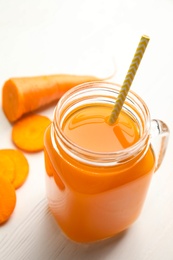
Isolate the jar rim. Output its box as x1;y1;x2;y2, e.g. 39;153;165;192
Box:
53;81;151;166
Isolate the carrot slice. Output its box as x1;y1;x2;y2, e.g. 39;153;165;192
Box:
0;149;29;189
0;154;15;183
0;176;16;224
12;114;51;152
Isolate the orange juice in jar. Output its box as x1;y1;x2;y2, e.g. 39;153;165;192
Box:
44;82;169;243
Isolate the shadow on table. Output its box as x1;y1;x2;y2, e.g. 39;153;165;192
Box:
63;230;128;260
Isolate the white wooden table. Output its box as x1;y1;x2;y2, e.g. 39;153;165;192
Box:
0;0;173;259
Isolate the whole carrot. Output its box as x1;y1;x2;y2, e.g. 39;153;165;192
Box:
2;74;105;122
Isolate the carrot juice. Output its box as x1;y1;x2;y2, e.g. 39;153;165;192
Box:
44;82;168;243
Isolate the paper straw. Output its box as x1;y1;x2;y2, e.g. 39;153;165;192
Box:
109;35;150;124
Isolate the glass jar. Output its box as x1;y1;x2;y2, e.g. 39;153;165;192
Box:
44;82;169;243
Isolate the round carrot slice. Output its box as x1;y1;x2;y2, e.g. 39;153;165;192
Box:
0;149;29;189
0;154;15;183
0;176;16;224
12;114;51;152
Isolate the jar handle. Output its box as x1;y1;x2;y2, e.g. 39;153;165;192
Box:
150;119;169;172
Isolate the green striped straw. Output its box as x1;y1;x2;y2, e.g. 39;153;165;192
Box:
109;35;150;124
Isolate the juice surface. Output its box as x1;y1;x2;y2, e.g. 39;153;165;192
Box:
63;104;140;152
44;103;155;242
